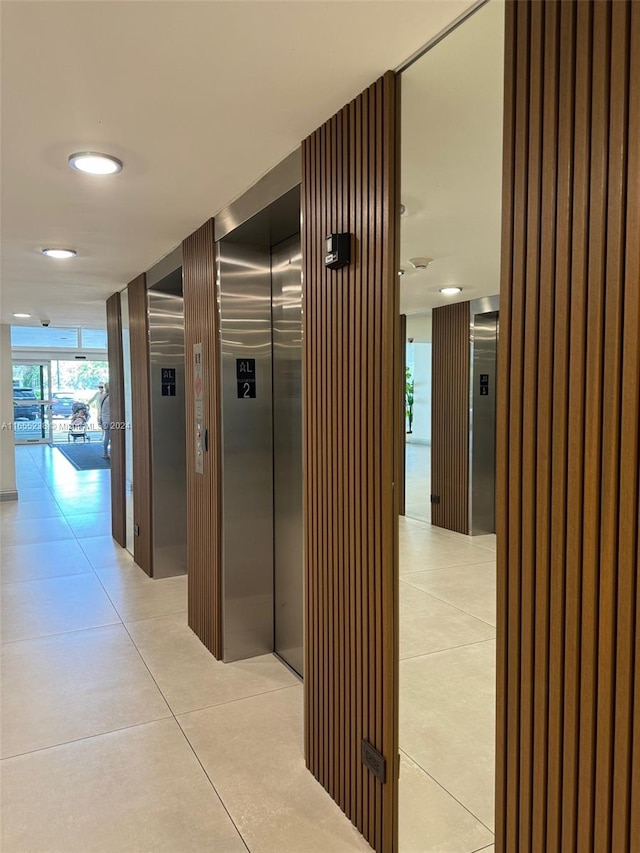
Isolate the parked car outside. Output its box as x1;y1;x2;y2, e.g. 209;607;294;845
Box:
51;392;75;417
13;387;40;420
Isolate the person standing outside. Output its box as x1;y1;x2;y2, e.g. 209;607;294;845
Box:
99;383;111;460
87;383;105;428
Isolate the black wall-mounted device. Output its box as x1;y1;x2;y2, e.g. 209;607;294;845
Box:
325;233;351;270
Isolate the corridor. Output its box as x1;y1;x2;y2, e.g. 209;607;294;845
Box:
0;446;368;853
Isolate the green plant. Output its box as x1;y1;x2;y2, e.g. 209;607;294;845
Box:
405;366;414;434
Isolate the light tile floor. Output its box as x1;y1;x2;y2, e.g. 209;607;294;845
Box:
1;447;367;853
399;514;496;851
1;446;496;852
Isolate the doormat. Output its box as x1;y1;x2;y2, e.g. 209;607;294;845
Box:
55;443;111;471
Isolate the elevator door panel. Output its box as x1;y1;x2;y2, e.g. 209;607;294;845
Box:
272;235;303;676
470;311;498;534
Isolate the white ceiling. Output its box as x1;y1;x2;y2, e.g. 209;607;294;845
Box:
400;0;504;314
1;0;476;330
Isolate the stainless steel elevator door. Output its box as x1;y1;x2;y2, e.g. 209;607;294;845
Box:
470;311;498;534
272;235;304;677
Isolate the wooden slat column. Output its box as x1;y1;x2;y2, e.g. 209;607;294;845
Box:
496;2;640;850
182;220;223;659
302;71;400;853
128;273;153;576
431;301;470;534
106;292;126;547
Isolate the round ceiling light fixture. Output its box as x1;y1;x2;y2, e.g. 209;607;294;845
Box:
13;312;32;318
409;257;433;270
68;151;123;175
439;286;463;295
42;248;77;259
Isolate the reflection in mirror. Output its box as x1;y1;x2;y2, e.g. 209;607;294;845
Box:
398;2;504;851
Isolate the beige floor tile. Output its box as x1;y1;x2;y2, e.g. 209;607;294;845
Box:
11;486;54;503
95;563;187;621
127;611;299;714
470;534;496;552
65;512;112;538
179;686;371;853
0;500;62;521
78;534;137;569
400;581;495;660
0;516;74;547
399;752;493;853
400;535;496;574
1;625;171;757
400;640;496;831
0;539;93;584
53;496;112;517
1;574;120;643
403;562;497;628
0;718;247;853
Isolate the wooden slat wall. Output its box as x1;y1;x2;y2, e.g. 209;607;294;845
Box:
431;301;470;534
128;273;153;577
182;220;223;659
496;2;640;850
106;292;126;547
302;71;400;853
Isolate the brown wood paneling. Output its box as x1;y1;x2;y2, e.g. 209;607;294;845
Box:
182;219;222;659
302;71;400;853
496;2;640;849
431;301;470;534
106;292;126;547
128;273;153;576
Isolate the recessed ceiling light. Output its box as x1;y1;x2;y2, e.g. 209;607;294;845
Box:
42;248;77;259
439;286;463;295
68;151;123;175
13;312;31;318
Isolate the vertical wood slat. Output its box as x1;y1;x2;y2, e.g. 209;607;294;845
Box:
302;71;399;853
128;273;153;576
617;7;640;851
182;220;222;659
430;301;470;535
106;292;126;547
497;2;640;849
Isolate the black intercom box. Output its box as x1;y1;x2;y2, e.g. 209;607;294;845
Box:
325;233;351;270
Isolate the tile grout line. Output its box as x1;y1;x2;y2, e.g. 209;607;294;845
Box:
399;636;497;663
400;578;497;629
116;613;253;853
399;747;495;836
7;456;255;853
0;714;174;762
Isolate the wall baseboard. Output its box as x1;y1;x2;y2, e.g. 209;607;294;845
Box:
0;490;18;502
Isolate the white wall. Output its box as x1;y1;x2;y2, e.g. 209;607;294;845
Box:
407;341;432;445
0;324;17;499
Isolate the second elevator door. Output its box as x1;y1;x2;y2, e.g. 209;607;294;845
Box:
272;235;303;677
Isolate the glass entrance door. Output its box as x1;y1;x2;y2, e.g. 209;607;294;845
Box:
12;362;53;444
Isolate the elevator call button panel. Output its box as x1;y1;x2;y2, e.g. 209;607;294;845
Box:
236;359;256;398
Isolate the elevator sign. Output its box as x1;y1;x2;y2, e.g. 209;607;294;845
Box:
161;368;176;397
236;359;256;398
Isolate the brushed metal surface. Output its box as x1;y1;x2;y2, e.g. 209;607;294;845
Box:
272;235;303;677
145;244;183;289
148;280;187;578
214;150;301;242
469;308;498;534
219;241;274;662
